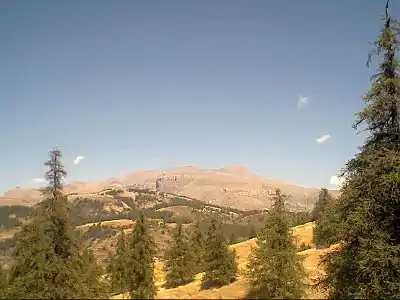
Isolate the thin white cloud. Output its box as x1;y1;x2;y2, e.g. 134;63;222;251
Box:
316;134;331;143
330;175;345;189
73;155;84;165
297;95;309;109
32;178;46;184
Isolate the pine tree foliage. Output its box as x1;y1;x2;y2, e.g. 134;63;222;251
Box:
108;229;129;294
125;212;156;299
164;223;195;288
4;147;103;299
311;188;334;221
245;189;306;299
189;220;206;275
312;189;340;248
81;248;106;297
318;2;400;298
312;201;340;248
201;218;237;289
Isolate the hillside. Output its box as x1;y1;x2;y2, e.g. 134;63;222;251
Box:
110;222;337;299
0;189;312;265
0;183;332;299
0;165;334;294
0;165;339;210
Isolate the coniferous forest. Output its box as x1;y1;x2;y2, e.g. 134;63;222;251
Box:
0;1;399;299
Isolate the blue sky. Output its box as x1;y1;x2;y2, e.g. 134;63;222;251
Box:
1;0;397;194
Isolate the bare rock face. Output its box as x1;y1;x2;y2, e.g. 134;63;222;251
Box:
0;165;340;210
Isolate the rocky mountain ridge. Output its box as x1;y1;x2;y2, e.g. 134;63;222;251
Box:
0;165;339;210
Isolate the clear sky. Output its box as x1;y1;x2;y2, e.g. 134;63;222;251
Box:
1;0;398;194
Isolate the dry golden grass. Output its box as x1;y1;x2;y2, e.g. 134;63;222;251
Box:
111;222;337;299
0;228;18;240
157;206;191;214
76;219;134;230
292;222;315;247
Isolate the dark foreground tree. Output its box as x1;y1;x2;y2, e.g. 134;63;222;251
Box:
246;189;306;299
311;188;334;221
4;147;103;299
201;218;237;289
189;220;206;275
318;2;400;298
164;223;195;288
126;212;156;299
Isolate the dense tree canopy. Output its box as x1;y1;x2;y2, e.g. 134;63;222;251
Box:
318;2;400;298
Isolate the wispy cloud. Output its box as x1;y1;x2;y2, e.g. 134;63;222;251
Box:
32;178;46;184
330;175;345;189
316;134;331;143
73;155;84;165
297;95;309;109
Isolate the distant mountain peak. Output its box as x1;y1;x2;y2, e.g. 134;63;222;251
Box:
218;165;250;174
1;164;341;210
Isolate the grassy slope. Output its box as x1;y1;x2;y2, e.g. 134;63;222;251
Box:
111;222;337;299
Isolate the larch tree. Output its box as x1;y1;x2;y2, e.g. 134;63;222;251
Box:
189;220;206;275
4;147;103;299
312;200;340;249
164;223;195;288
318;1;400;298
201;218;237;289
245;189;306;299
81;248;106;298
312;189;339;248
125;211;156;299
311;188;334;221
108;229;129;294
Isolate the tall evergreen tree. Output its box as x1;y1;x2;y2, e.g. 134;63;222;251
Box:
311;188;334;221
81;248;106;297
319;1;400;298
164;223;195;288
245;189;306;299
201;218;237;289
4;147;103;299
313;198;340;248
108;229;129;293
312;188;339;248
189;220;206;275
125;211;156;299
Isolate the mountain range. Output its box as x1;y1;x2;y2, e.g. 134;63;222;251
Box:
0;165;339;210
